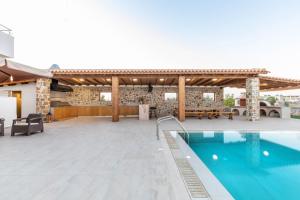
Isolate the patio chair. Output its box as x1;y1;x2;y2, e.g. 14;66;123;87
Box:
11;113;44;136
0;118;4;136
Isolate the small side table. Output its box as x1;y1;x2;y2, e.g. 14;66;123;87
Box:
46;113;53;123
149;107;158;119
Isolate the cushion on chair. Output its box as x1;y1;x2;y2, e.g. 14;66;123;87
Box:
15;122;40;126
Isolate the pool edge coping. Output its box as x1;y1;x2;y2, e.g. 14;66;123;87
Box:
163;130;234;200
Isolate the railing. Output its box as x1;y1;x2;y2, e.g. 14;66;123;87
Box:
156;115;190;143
0;24;12;35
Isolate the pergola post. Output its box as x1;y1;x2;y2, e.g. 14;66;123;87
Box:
112;76;119;122
246;77;260;121
178;76;185;121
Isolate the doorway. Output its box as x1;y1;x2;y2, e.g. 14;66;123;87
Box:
12;91;22;118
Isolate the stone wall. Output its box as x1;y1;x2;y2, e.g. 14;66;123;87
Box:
246;77;260;121
51;86;224;116
36;78;51;118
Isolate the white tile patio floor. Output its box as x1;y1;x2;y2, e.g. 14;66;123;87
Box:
0;116;299;200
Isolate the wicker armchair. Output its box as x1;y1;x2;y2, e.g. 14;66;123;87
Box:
0;118;4;136
11;114;44;136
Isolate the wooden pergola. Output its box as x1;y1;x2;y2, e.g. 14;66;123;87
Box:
51;68;300;122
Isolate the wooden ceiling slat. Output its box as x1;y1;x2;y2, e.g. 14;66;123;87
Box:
61;79;76;85
218;78;238;86
84;79;97;85
189;77;200;85
70;78;83;85
91;78;104;85
192;78;210;86
118;78;124;85
169;78;176;86
89;78;101;85
201;79;214;86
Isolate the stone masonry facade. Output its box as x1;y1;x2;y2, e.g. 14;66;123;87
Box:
246;77;260;121
51;86;224;116
36;78;51;119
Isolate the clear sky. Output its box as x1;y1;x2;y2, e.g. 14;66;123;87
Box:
1;0;300;95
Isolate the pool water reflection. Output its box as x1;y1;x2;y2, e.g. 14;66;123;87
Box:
182;131;300;200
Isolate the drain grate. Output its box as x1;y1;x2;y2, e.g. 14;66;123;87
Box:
164;132;210;199
175;158;209;199
164;132;179;149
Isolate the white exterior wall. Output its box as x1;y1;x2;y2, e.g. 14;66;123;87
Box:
0;83;36;117
0;97;16;127
0;31;14;58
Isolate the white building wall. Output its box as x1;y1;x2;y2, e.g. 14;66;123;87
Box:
0;83;36;117
0;31;14;58
0;97;16;127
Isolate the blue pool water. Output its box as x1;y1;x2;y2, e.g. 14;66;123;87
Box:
183;131;300;200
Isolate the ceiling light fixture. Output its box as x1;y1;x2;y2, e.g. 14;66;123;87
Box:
159;78;164;81
186;78;191;81
106;78;111;81
10;75;13;82
212;78;218;81
79;78;84;82
133;78;138;82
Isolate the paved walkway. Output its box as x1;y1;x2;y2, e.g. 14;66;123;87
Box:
0;116;299;200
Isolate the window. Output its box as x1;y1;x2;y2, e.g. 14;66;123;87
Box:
100;92;112;102
165;93;177;101
203;93;215;102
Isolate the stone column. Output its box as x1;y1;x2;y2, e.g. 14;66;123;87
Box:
246;77;260;121
112;76;119;122
178;76;185;121
36;78;51;119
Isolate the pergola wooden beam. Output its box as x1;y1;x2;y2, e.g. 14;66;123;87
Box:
178;76;185;122
92;78;105;85
0;79;36;86
112;76;119;122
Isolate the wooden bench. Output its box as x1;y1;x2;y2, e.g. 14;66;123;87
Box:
207;111;234;120
185;111;205;119
220;111;234;120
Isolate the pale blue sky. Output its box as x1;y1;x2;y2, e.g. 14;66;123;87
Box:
1;0;300;94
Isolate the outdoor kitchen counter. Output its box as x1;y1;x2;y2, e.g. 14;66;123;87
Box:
51;105;139;121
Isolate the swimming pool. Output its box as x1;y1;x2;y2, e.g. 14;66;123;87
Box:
181;131;300;200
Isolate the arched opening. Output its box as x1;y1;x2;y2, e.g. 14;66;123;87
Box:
260;109;267;117
260;102;268;107
269;110;280;118
232;109;240;116
243;110;247;116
